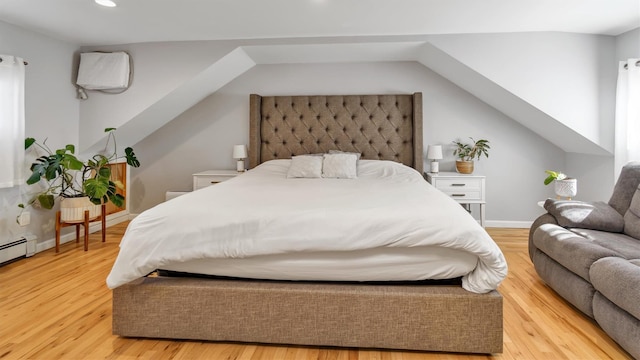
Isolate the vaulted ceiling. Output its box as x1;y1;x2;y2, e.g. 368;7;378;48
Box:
1;0;638;156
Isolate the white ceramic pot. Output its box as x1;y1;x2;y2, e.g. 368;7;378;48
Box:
60;197;101;223
554;178;577;199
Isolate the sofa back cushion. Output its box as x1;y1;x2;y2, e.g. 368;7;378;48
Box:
544;199;624;233
609;162;640;215
624;184;640;239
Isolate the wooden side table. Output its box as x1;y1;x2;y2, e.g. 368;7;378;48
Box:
55;204;106;253
426;172;486;227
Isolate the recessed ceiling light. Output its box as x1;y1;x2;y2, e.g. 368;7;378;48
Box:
95;0;116;7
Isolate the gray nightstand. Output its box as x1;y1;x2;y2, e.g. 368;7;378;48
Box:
426;172;486;227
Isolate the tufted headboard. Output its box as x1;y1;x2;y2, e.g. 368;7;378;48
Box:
249;93;423;173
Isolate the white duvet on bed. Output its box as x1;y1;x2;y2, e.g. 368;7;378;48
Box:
156;245;478;282
106;160;507;293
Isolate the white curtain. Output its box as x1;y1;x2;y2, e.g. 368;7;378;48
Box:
614;58;640;177
0;55;26;188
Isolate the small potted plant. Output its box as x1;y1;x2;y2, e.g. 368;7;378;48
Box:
544;170;577;199
452;137;490;174
20;128;140;223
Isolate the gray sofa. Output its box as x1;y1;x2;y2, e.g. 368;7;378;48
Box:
529;162;640;359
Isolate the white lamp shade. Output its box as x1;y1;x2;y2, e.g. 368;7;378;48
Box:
233;145;247;159
427;145;443;160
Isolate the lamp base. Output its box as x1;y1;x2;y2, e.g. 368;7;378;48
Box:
236;159;245;172
430;161;439;174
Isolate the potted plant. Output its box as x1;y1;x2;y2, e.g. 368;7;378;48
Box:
19;128;140;223
452;137;490;174
544;170;577;199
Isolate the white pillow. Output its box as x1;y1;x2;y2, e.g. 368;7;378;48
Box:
322;153;358;179
328;149;362;160
286;155;323;178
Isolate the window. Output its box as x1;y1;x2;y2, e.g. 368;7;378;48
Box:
0;55;26;188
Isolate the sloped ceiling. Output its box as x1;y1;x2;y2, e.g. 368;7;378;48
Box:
2;1;636;155
111;48;257;151
416;42;612;155
82;40;614;156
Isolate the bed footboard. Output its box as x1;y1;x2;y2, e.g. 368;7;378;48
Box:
113;277;503;354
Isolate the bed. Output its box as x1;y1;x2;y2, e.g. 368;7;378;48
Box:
110;93;507;354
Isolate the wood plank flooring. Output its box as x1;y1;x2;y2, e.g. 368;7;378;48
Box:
0;224;632;359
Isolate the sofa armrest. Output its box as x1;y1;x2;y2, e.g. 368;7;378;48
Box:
529;213;558;261
543;199;625;233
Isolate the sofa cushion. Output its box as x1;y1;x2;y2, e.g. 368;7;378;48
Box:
609;162;640;216
623;185;640;239
569;229;640;259
590;257;640;320
544;199;624;233
533;224;618;281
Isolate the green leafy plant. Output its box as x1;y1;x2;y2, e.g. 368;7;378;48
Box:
452;137;490;161
19;128;140;211
543;170;567;185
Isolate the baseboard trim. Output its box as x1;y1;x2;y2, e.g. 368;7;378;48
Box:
485;220;533;229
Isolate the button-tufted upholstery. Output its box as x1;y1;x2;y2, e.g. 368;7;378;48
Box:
249;94;423;173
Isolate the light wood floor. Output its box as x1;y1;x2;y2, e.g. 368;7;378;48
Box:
0;224;632;360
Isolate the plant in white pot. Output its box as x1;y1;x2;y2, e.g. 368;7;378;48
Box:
452;137;490;174
19;128;140;223
544;170;577;199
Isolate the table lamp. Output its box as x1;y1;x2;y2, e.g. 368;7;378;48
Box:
427;145;443;174
233;145;248;172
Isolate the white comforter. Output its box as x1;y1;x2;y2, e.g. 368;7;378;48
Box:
106;160;507;293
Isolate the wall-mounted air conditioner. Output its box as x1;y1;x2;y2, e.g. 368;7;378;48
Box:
76;51;132;98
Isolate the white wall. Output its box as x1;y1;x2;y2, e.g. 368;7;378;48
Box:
80;33;619;156
0;20;80;246
559;28;639;203
429;32;617;152
78;41;239;151
131;62;564;224
616;28;640;60
564;153;615;202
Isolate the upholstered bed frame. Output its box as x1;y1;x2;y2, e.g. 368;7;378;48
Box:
112;93;503;354
248;93;423;173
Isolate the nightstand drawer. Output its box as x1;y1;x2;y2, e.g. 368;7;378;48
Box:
194;175;234;189
442;190;482;201
433;178;483;191
425;171;486;227
193;170;239;190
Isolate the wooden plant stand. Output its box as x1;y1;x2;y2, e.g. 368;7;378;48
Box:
55;204;106;253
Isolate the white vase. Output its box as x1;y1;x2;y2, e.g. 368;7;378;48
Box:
60;197;101;223
554;178;577;199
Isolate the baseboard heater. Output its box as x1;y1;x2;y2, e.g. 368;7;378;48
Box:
0;235;37;266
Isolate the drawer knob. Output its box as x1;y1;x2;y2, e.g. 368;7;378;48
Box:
452;194;466;197
452;183;466;187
